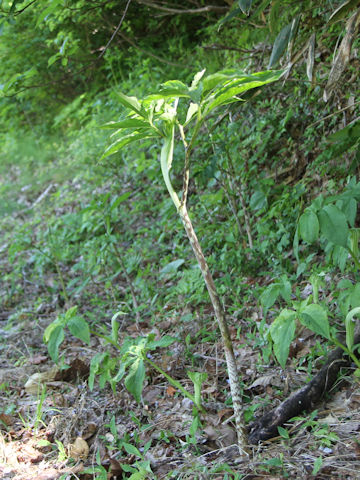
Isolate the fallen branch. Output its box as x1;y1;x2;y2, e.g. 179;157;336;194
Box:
248;331;360;444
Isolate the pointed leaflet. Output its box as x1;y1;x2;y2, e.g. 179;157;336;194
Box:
101;131;156;159
299;304;331;340
268;22;292;68
318;204;349;248
204;70;283;113
68;316;90;345
147;80;191;101
299;209;320;243
202;69;248;96
191;69;206;89
270;309;296;368
116;92;145;117
102;118;150;129
185;103;199;125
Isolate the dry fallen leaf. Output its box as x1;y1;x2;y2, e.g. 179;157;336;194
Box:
166;385;177;397
24;366;59;394
68;437;89;460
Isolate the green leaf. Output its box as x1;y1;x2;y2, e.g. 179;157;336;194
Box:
260;283;281;310
160;126;180;209
277;426;289;439
205;70;283;113
123;442;142;458
159;80;191;98
218;7;243;28
101;131;156;159
64;305;78;320
89;352;108;390
124;358;145;403
318;204;349;248
116;92;145;117
238;0;256;15
293;226;300;263
350;283;360;308
102;119;150;130
270;309;296;368
299;209;320;243
110;192;131;210
268;22;292;68
36;0;62;26
67;316;90;345
160;259;185;274
185;103;199;125
279;275;292;303
345;307;360;351
190;69;206;89
128;470;148;480
299;304;331;340
250;190;267;211
343;198;357;226
46;325;65;363
9;0;22;14
147;335;177;350
312;456;323;476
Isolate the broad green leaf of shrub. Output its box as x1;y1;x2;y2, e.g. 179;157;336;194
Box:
67;316;90;345
124;358;146;403
270;309;296;368
46;325;65;363
146;335;177;349
318;204;349;248
250;190;268;211
160;259;185;274
299;304;330;340
123;442;142;458
260;283;281;310
299;209;319;243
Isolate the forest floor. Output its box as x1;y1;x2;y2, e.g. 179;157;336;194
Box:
1;168;360;480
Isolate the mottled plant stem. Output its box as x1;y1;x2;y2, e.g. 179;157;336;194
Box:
178;206;248;454
171;121;249;455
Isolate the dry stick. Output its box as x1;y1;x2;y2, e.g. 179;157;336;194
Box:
248;329;360;444
178;129;248;455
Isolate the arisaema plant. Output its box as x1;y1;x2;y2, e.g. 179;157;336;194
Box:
102;68;283;454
